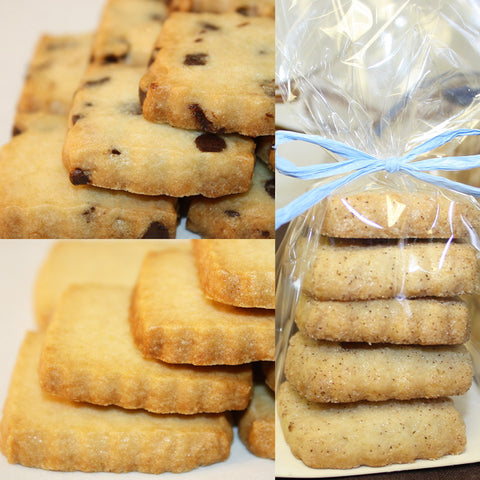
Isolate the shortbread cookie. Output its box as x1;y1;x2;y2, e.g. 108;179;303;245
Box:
303;241;479;301
40;285;252;414
130;248;274;365
238;383;274;459
16;33;93;116
321;191;480;239
169;0;275;17
187;161;274;238
0;332;233;473
255;135;274;170
278;381;466;469
140;12;274;137
34;240;189;329
262;362;274;391
63;63;255;197
296;294;470;345
90;0;167;66
192;239;274;308
284;332;472;403
0;113;177;238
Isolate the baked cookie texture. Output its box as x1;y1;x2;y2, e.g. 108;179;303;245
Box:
284;332;472;403
0;332;233;473
169;0;275;17
238;383;274;459
278;381;466;469
140;12;274;137
0;113;177;239
39;285;253;414
187;160;274;238
192;238;274;308
295;295;471;345
34;240;189;329
16;33;93;116
321;191;480;239
130;248;275;365
90;0;167;66
63;63;255;197
303;241;480;301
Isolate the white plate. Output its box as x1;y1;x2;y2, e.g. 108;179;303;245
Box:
275;380;480;478
0;240;273;479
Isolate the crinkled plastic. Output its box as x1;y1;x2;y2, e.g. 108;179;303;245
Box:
276;0;480;471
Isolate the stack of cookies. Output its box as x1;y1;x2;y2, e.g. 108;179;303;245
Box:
278;189;479;469
0;0;275;238
0;239;275;473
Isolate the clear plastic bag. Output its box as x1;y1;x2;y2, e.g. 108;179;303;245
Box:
276;0;480;472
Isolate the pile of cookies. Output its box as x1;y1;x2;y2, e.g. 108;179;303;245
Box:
0;0;274;239
0;239;275;473
278;189;479;469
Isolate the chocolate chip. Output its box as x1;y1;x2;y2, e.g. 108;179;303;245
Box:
200;22;219;31
84;102;93;107
264;179;275;198
82;206;95;223
71;114;84;126
12;125;23;136
111;149;121;155
224;210;240;217
139;87;147;106
236;6;250;16
70;168;91;185
84;77;111;87
184;53;208;66
102;53;127;64
195;133;226;152
141;222;169;238
261;80;275;97
121;102;142;115
261;230;270;238
189;104;224;133
195;38;203;43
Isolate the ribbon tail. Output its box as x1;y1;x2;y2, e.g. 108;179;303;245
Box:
408;171;480;198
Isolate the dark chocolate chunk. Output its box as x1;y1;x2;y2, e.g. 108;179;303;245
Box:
139;86;147;106
84;102;93;107
264;179;275;198
71;114;84;126
261;230;270;238
111;149;121;155
70;168;91;185
82;206;96;223
200;22;219;31
121;102;142;115
236;6;250;16
84;77;111;87
141;221;169;239
195;38;203;43
195;133;227;152
189;104;224;133
184;53;208;66
224;210;240;217
12;125;23;136
102;53;127;64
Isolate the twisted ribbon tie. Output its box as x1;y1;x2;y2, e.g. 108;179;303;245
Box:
275;128;480;230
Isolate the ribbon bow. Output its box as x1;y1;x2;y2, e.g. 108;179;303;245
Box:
275;129;480;229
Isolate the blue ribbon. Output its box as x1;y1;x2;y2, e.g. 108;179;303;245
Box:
275;129;480;229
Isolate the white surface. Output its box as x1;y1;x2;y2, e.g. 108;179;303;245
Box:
0;241;273;479
276;381;480;478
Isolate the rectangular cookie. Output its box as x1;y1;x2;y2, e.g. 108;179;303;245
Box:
0;113;177;238
39;284;252;414
63;63;255;197
303;240;480;301
16;33;93;116
169;0;275;17
284;332;472;403
187;160;274;238
90;0;167;67
278;381;466;469
192;238;274;308
130;247;275;365
321;191;480;239
140;12;274;137
0;332;233;473
238;383;274;459
34;240;189;329
295;294;471;345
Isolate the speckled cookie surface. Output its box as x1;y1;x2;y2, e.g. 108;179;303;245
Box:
284;332;472;403
187;160;274;238
278;381;466;469
0;332;233;473
0;113;177;238
295;295;470;345
130;247;275;365
321;191;480;239
169;0;275;17
16;33;93;116
192;239;274;308
140;12;274;136
303;241;480;301
90;0;167;66
63;63;254;197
